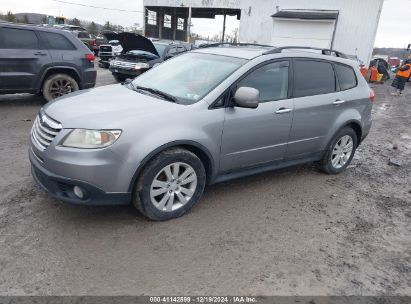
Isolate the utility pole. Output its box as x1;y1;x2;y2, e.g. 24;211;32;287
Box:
187;6;192;43
221;13;226;42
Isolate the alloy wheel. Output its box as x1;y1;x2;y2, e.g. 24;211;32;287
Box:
150;162;198;212
331;135;354;169
49;78;74;99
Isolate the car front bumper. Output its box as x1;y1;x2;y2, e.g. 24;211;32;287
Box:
109;66;147;78
29;146;131;206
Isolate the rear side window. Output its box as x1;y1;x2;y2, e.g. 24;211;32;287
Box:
38;32;76;50
2;28;38;49
293;60;336;97
77;31;90;38
335;63;357;90
238;61;289;102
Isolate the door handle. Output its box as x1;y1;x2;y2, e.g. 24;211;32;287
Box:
34;51;47;56
333;99;345;105
275;108;292;114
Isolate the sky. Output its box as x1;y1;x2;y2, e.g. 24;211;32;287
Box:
0;0;410;48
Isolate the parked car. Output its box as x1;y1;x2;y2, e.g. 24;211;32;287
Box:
54;25;96;52
0;22;96;101
108;33;189;82
29;45;373;220
98;40;123;68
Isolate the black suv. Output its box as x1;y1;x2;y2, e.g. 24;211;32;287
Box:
108;33;190;82
0;22;96;101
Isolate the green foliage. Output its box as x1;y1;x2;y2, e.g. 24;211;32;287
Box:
103;21;112;31
87;21;98;35
21;14;29;24
70;17;81;26
4;11;16;22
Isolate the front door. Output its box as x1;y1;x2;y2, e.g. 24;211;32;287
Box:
220;61;293;172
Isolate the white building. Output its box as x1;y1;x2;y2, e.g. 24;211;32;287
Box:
143;0;384;65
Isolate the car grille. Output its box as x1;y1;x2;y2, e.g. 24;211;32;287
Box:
100;45;112;52
110;60;137;69
31;113;62;151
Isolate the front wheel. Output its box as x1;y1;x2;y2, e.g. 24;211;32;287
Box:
319;127;358;174
112;73;127;83
133;148;206;221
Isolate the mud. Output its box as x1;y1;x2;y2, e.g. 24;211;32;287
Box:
0;69;409;295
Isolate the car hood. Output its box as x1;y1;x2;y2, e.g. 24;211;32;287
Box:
43;84;181;129
103;32;159;56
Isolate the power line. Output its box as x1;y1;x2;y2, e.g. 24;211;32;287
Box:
51;0;145;13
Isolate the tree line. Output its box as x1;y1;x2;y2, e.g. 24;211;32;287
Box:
0;11;139;35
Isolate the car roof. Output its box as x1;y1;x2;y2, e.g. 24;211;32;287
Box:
193;46;359;67
193;46;268;60
0;22;72;34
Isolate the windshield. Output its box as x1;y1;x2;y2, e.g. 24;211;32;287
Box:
131;52;246;105
153;43;167;56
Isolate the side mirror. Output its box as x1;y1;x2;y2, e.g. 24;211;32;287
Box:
233;87;260;109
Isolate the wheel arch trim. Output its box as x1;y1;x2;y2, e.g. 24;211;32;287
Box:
38;66;82;92
127;140;215;193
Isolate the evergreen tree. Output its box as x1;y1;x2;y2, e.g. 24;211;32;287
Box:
87;21;98;35
4;11;16;22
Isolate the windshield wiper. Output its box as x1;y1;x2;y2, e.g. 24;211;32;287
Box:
133;85;178;103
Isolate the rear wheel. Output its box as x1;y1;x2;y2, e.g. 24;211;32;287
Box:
42;73;79;102
133;148;206;221
320;127;357;174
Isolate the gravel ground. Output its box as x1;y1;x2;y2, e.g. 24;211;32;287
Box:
0;66;410;296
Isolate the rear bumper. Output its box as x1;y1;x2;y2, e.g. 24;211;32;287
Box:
29;147;131;206
82;68;97;89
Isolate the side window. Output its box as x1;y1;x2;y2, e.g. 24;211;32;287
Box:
293;60;336;97
335;63;357;90
77;31;90;38
2;28;38;49
177;46;186;53
238;61;289;102
38;32;76;50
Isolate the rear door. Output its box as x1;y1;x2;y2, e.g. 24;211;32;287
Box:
0;27;51;93
286;59;346;158
37;31;78;64
220;60;293;172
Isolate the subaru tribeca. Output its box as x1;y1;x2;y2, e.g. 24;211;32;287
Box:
29;46;373;220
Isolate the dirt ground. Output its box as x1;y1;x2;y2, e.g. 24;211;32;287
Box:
0;66;410;296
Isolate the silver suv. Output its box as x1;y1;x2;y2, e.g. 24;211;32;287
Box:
29;45;373;220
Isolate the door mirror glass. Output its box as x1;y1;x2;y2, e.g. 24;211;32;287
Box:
233;87;259;109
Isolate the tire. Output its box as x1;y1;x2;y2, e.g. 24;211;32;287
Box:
133;148;206;221
42;73;79;102
319;127;358;174
113;74;127;83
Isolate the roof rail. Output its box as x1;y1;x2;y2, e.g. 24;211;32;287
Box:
199;42;273;49
263;46;347;58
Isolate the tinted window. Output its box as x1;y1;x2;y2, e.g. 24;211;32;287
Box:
2;28;38;49
38;32;75;50
238;61;289;102
335;63;357;90
294;60;336;97
77;31;90;38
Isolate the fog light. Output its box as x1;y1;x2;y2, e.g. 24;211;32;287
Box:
73;186;85;199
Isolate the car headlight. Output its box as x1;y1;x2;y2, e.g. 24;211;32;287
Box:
134;62;150;70
114;52;121;55
62;129;122;149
